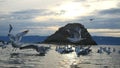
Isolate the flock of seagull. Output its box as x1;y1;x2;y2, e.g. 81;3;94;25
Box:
97;47;118;55
55;45;120;57
55;45;92;57
0;24;120;57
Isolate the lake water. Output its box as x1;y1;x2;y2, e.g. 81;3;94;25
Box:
0;44;120;68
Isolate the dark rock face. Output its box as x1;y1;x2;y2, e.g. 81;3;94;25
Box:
43;23;97;45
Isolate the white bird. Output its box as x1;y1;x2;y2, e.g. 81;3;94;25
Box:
106;47;111;55
8;24;29;51
97;47;103;54
67;28;86;43
75;45;92;57
102;47;107;52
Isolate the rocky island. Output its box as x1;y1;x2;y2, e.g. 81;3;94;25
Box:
43;23;97;45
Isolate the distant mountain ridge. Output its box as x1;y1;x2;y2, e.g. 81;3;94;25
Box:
0;36;120;45
0;36;47;43
92;36;120;45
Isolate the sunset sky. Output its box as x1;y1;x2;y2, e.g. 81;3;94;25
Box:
0;0;120;37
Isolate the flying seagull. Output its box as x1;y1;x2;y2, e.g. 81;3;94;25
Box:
8;24;29;51
20;45;51;55
89;19;94;21
67;28;86;43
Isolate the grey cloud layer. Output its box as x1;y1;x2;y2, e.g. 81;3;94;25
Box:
0;9;65;21
99;8;120;15
0;7;120;36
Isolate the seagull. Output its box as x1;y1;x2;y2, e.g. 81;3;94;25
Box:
20;45;50;55
106;47;111;55
8;24;29;51
89;19;94;21
55;45;65;54
102;47;107;52
57;45;74;54
97;47;103;54
67;28;86;43
75;46;92;57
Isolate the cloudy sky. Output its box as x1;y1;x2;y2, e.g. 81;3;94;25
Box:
0;0;120;37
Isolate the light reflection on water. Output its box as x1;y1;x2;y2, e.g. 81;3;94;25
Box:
0;44;120;68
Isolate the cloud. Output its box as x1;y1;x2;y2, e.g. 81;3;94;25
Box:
99;8;120;15
12;9;44;14
11;9;64;16
0;0;5;2
0;0;120;37
88;29;120;33
0;9;66;24
73;0;87;2
88;29;120;37
19;26;59;36
117;2;120;7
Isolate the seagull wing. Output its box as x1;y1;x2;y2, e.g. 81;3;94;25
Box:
67;29;82;43
15;30;29;42
78;29;82;38
8;34;15;42
9;24;13;33
20;45;38;50
8;24;16;42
